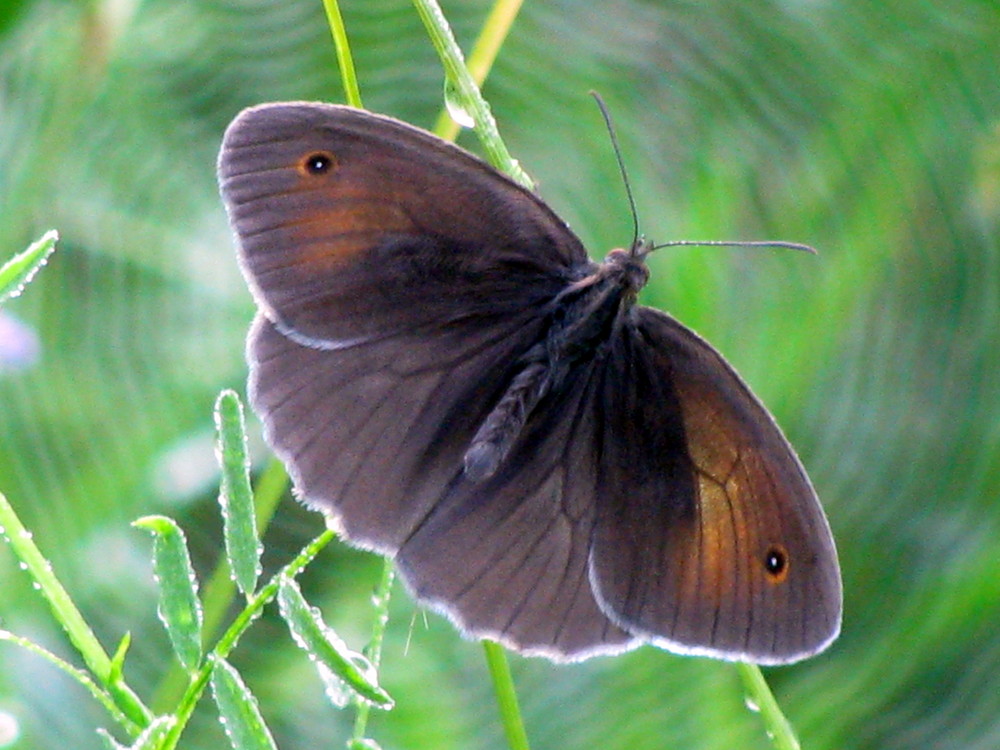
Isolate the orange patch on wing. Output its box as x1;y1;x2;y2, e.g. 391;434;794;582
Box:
288;202;416;270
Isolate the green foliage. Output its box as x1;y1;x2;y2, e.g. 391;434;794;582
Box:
209;656;278;750
1;1;999;749
98;716;175;750
0;230;57;304
2;385;383;748
213;389;262;598
276;576;393;709
132;516;204;673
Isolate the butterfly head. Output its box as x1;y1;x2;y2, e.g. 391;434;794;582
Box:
604;238;652;300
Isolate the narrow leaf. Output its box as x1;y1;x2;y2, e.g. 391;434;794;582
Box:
320;0;362;108
0;229;57;304
97;729;126;750
0;491;152;729
133;516;203;672
0;628;136;734
108;631;131;685
210;656;278;750
97;716;175;750
277;576;393;708
214;389;262;596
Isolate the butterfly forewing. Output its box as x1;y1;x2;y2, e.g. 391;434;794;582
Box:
219;102;588;349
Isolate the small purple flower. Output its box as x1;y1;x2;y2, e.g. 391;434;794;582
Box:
0;311;40;373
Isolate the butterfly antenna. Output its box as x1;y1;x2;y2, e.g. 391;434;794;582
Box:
650;239;818;254
591;91;641;250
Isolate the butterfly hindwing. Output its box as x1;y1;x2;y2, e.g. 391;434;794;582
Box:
250;311;636;660
589;306;841;664
249;310;544;551
395;355;637;661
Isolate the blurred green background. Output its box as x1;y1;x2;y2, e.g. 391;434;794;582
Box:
1;0;998;748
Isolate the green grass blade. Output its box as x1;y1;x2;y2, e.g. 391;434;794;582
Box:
432;0;524;142
320;0;363;108
277;576;393;708
736;662;801;750
483;640;530;750
214;390;262;598
0;491;152;727
210;656;278;750
0;229;57;304
412;0;531;187
133;516;204;673
0;628;139;735
98;716;176;750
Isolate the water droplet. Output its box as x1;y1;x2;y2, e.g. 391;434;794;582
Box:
18;529;32;540
350;653;377;682
744;697;760;713
444;79;475;129
318;664;351;708
17;562;27;571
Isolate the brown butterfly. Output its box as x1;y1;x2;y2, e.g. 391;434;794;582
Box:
218;102;841;664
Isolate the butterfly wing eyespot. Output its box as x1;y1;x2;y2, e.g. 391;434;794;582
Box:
763;544;790;583
300;150;336;176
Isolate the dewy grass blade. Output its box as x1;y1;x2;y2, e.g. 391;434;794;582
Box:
0;491;152;727
0;229;57;304
97;716;176;750
133;516;204;673
277;576;393;708
412;0;532;188
350;559;395;744
414;5;534;748
736;662;801;750
152;457;289;713
159;529;336;750
0;628;138;735
210;656;278;750
432;0;525;142
214;390;262;597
